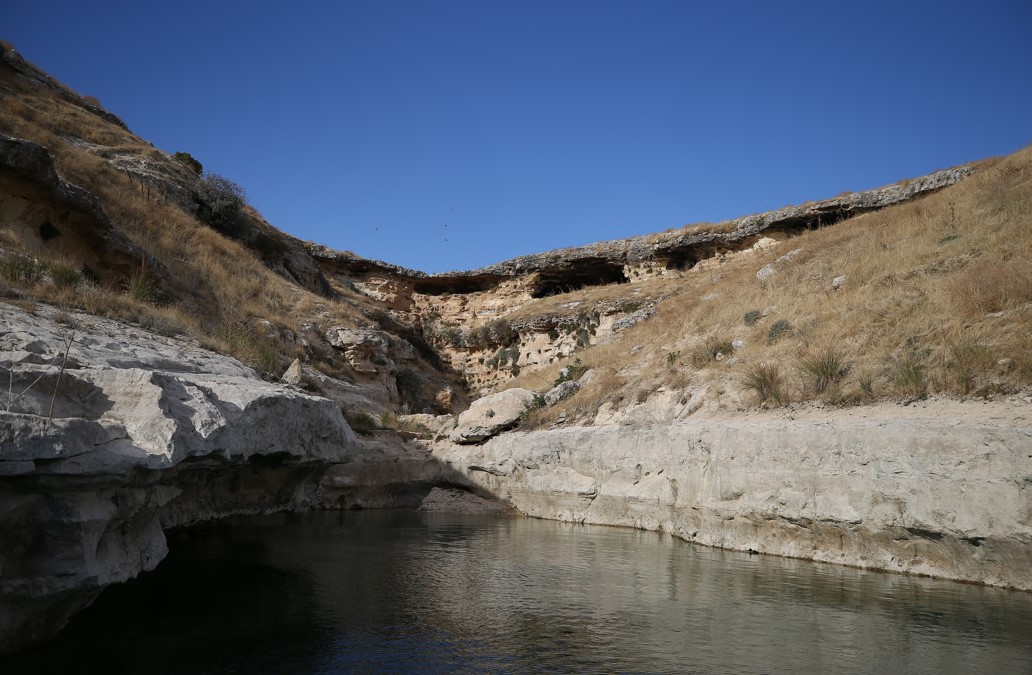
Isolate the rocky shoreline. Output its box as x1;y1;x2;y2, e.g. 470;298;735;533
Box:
431;402;1032;590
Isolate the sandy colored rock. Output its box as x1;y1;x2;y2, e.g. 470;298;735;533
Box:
450;388;537;444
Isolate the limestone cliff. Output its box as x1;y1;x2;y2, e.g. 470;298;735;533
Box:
307;164;973;390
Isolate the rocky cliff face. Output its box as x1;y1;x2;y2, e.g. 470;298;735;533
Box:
307;164;973;391
0;303;455;655
0;134;149;287
432;402;1032;590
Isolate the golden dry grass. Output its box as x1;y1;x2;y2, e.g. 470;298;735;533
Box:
505;145;1032;423
0;55;370;375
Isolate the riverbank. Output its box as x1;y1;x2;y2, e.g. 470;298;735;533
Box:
431;398;1032;589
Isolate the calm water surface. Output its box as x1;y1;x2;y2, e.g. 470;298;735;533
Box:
7;510;1032;674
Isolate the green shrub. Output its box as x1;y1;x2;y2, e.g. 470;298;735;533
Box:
518;394;546;424
213;322;279;376
379;410;397;429
944;338;994;394
0;254;45;284
46;259;82;288
344;409;377;436
173;151;203;176
492;346;520;369
195;173;247;236
766;319;792;345
554;358;589;385
124;271;158;303
893;353;927;399
743;310;761;325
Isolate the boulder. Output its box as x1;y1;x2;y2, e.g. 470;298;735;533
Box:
450;388;537;444
544;380;579;406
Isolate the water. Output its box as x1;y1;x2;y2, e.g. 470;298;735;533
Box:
7;510;1032;674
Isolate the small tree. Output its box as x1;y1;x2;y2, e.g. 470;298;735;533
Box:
195;173;247;235
173;151;203;176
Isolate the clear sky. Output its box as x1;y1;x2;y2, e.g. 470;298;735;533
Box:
7;1;1032;273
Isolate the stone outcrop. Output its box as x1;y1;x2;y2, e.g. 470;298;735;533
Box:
0;302;459;656
0;134;153;287
309;165;971;288
306;165;974;390
0;302;354;653
1;46;128;130
433;404;1032;590
449;388;537;444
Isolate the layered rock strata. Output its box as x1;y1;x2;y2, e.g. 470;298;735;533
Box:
433;410;1032;590
308;164;974;389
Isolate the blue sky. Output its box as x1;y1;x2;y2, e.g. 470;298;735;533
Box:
7;1;1032;273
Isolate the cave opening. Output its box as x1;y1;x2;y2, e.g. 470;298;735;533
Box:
413;275;500;296
531;260;629;298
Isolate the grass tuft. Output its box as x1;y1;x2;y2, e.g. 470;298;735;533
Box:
796;347;849;394
741;363;787;404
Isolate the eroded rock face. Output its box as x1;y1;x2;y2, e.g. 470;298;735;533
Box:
307;165;975;393
450;388;537;444
434;411;1032;590
324;326;419;406
0;134;152;287
0;303;359;655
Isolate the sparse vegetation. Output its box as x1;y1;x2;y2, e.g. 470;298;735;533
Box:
173;151;203;176
1;44;1030;429
742;363;786;405
195;173;248;236
344;409;377;435
892;350;928;400
943;338;995;395
691;336;735;365
796;347;849;394
766;320;792;345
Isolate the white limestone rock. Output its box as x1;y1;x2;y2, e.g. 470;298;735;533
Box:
450;388;537;444
434;402;1032;590
0;302;360;655
544;380;579;406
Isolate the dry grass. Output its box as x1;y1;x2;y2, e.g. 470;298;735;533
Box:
3;48;1031;414
503;144;1032;421
0;55;371;376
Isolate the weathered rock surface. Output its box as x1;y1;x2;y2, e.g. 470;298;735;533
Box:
0;134;153;287
434;406;1032;590
309;165;972;284
0;303;461;656
324;326;418;405
450;388;537;444
544;380;579;406
307;165;973;390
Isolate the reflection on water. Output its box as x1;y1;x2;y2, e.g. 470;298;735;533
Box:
7;510;1032;674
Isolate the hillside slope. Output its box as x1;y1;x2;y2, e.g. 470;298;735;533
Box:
2;38;1030;422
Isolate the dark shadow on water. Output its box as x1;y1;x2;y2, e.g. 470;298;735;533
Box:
6;509;1032;674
